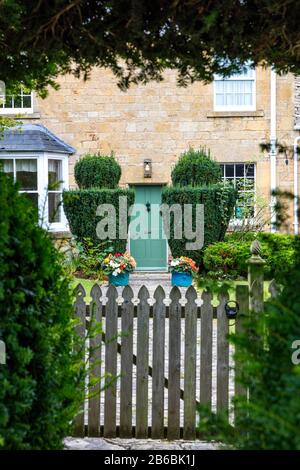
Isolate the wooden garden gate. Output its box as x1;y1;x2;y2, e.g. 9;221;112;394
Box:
72;245;278;440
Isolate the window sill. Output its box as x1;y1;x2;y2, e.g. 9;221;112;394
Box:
0;112;41;119
48;229;71;238
228;218;256;228
207;110;264;118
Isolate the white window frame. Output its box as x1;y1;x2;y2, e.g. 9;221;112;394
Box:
214;68;256;112
220;162;256;225
0;90;34;114
0;152;69;232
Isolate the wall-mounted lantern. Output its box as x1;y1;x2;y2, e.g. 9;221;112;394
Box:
144;159;152;178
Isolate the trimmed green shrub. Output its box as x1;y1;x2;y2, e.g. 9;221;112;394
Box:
203;241;250;279
74;154;121;189
162;183;237;265
0;172;83;449
171;147;222;187
203;233;297;281
63;188;135;251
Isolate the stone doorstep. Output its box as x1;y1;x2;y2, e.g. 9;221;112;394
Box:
130;272;171;281
64;437;219;451
101;272;172;288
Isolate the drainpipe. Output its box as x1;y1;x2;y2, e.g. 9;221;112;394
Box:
270;69;277;232
293;136;300;235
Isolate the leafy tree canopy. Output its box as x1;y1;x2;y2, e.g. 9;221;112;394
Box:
1;0;300;96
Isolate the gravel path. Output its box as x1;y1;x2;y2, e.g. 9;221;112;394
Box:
64;437;219;450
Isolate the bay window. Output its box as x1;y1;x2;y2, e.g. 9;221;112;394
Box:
0;153;69;231
48;159;63;223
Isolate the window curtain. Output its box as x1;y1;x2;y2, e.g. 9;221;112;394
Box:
2;159;13;173
48;159;62;187
16;159;37;172
216;80;253;106
1;158;37;176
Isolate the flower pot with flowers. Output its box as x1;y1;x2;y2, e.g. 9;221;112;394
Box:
169;256;199;287
102;252;136;286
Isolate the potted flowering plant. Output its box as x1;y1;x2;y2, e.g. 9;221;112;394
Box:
169;256;199;287
102;252;136;286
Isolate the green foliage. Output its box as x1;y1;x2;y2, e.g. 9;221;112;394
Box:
0;172;84;449
171;147;221;187
203;241;250;279
224;231;257;243
0;117;19;138
199;238;300;449
203;233;297;281
63;237;113;280
63;188;135;251
74;154;121;189
257;233;297;280
162;183;237;265
1;2;300;94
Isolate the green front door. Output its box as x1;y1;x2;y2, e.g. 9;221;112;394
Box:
129;185;167;270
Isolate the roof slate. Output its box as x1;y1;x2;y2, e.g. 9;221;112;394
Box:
0;124;75;154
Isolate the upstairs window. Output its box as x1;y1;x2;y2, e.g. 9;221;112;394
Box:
214;67;256;111
0;89;33;114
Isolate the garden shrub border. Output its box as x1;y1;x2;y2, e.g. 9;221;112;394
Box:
203;232;297;281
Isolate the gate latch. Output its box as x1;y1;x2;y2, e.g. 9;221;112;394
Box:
224;300;239;320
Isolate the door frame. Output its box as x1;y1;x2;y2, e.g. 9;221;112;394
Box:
127;184;169;272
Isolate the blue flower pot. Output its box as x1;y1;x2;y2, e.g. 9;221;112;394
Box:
171;272;192;287
108;272;129;286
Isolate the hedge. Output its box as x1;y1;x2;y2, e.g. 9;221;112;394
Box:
203;232;297;281
74;154;121;189
63;188;135;251
0;172;83;449
161;183;237;265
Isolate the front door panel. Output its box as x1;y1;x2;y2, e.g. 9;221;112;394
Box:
129;186;167;270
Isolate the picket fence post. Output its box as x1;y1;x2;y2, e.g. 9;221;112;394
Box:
73;283;86;437
248;239;265;314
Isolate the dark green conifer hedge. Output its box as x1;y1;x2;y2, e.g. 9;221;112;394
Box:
63;188;135;251
0;172;83;449
162;183;236;264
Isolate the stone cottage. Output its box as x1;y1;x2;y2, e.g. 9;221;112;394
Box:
0;67;299;269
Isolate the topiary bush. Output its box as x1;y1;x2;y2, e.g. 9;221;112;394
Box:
171;147;222;187
63;188;135;251
203;233;297;281
74;153;121;189
0;171;84;449
162;183;237;265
